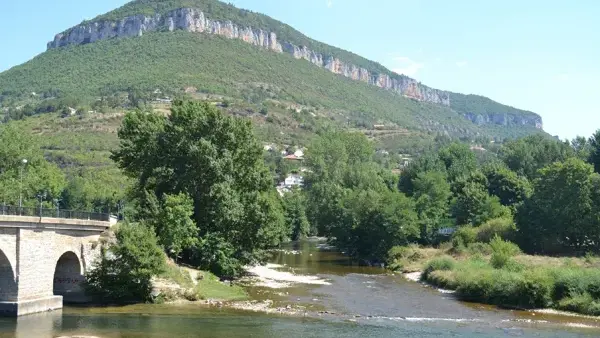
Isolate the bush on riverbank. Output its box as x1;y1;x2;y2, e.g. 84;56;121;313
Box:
85;222;166;303
386;245;438;272
155;262;248;303
422;251;600;315
422;256;455;280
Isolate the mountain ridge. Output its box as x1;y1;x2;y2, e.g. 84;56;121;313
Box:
43;0;542;130
47;7;452;107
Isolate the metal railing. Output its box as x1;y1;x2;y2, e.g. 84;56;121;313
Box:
0;205;110;222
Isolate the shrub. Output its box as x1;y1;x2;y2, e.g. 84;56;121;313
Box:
191;233;242;277
85;222;166;303
386;245;423;271
454;268;496;303
489;235;521;269
453;226;478;246
451;236;467;254
427;270;458;289
553;268;600;301
519;268;554;308
438;241;453;252
467;242;492;255
584;252;597;265
455;267;552;309
476;218;516;243
557;293;600;316
388;245;423;262
422;255;456;280
502;259;525;272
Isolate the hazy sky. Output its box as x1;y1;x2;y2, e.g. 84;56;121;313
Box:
1;0;598;139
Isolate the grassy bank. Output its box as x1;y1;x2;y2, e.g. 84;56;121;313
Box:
155;262;248;303
388;241;600;316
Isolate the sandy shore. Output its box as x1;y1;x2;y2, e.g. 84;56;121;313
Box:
244;263;331;288
402;271;455;294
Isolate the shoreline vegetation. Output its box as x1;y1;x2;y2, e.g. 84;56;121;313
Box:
388;243;600;316
87;105;600;318
152;261;248;304
7;99;600;320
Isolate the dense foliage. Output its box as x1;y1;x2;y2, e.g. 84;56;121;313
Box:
85;222;166;302
302;129;600;268
112;100;287;275
282;188;311;241
303;131;418;262
0;124;66;207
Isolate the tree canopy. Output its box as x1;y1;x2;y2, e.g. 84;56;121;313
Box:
111;100;287;275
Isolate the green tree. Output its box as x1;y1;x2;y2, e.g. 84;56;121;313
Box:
587;130;600;174
482;163;531;208
412;171;452;244
305;131;384;234
305;180;347;236
398;152;446;195
282;188;310;240
341;189;419;261
85;222;166;303
501;134;574;179
154;193;198;259
438;143;478;182
453;181;511;226
517;158;600;254
111;100;286;275
572;135;592;161
0;124;66;206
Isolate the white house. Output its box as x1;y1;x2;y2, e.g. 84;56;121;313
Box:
284;174;304;187
399;157;412;169
438;227;456;236
293;149;304;158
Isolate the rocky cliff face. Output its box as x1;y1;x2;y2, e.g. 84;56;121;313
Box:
47;8;450;106
464;112;543;129
47;7;542;130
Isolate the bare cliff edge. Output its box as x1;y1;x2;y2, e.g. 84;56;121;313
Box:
47;8;447;105
47;7;542;130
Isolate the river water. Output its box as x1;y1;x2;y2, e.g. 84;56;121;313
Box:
1;239;600;337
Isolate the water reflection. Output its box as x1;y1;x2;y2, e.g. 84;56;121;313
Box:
270;239;384;276
0;310;62;338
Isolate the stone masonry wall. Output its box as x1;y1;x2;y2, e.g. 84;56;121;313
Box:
0;228;18;301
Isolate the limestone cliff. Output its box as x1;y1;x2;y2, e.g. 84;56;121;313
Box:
464;112;543;129
47;8;449;106
47;7;542;130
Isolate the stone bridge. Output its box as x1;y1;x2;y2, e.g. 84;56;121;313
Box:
0;213;115;316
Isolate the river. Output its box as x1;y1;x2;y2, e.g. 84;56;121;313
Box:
1;239;599;337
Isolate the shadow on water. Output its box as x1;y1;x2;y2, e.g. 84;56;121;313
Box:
270;239;385;276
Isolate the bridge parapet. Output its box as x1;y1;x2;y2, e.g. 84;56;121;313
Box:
0;205;111;222
0;215;113;232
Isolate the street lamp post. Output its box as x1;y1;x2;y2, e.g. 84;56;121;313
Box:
53;198;61;218
37;191;47;218
19;159;27;215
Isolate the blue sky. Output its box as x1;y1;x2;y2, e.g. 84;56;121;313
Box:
1;0;598;139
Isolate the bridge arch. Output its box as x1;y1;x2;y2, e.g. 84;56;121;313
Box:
0;249;17;302
53;251;84;302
